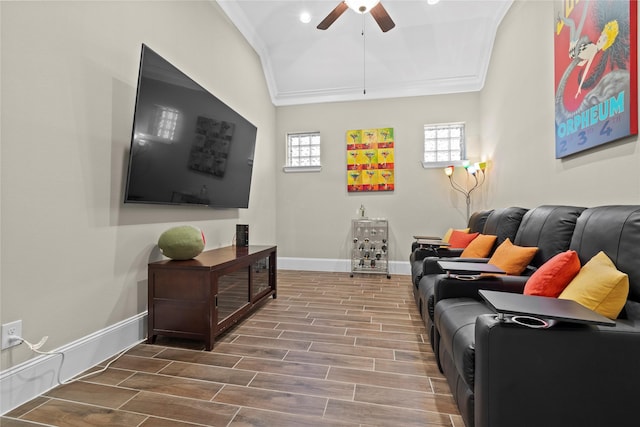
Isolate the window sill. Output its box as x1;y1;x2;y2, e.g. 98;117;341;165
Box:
282;166;322;173
421;160;467;169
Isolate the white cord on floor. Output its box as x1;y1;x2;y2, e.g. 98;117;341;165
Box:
11;335;146;385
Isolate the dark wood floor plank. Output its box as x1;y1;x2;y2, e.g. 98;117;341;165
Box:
118;372;224;400
44;381;138;409
159;361;256;386
208;342;289;360
153;347;241;367
234;357;329;379
354;383;458;414
213;383;328;416
22;400;147;427
120;391;237;426
139;417;203;427
249;372;355;400
274;321;347;336
279;330;355;346
106;354;172;373
328;365;433;393
3;397;49;418
0;418;48;427
309;341;395;359
324;399;452;426
374;357;442;377
231;335;312;351
284;349;374;370
229;407;360;427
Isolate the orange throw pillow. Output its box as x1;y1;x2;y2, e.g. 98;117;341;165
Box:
523;250;581;297
448;231;479;249
461;234;497;258
488;238;538;275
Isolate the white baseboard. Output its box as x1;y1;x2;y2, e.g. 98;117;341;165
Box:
277;257;410;276
0;312;147;415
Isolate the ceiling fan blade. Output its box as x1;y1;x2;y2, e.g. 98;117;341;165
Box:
317;1;348;30
370;3;395;32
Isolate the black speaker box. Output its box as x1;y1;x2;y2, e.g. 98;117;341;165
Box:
236;224;249;247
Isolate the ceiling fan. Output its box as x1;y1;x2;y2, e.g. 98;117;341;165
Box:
317;1;396;33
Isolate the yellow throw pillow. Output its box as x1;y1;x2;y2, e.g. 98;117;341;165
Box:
443;228;469;243
461;234;497;258
559;251;629;319
487;238;538;275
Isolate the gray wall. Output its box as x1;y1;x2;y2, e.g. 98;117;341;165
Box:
1;1;277;369
276;94;483;264
482;1;640;206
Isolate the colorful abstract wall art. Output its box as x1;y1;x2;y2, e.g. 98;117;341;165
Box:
554;0;637;158
346;128;395;192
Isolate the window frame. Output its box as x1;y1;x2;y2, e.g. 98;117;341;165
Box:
283;131;322;173
421;122;467;169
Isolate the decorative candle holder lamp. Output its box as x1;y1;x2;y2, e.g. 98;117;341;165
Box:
444;161;487;220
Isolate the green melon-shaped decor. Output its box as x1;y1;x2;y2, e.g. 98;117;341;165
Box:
158;225;205;260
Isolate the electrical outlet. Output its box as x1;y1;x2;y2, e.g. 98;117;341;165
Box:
1;320;23;350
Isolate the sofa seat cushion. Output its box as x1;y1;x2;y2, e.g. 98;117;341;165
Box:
434;298;495;389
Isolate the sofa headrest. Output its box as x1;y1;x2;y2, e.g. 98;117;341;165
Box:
468;210;494;233
570;205;640;304
482;207;528;246
514;205;586;267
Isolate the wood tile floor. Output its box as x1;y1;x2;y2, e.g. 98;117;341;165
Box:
2;271;463;427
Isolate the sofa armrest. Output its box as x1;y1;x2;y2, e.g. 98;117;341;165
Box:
411;247;438;263
434;274;528;302
422;256;490;275
474;314;640;427
413;247;464;263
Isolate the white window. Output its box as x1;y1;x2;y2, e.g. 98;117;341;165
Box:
284;131;322;172
422;122;466;168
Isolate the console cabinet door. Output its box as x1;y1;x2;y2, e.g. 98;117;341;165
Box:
215;266;250;323
251;256;271;300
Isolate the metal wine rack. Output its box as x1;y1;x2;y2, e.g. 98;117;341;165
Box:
351;218;390;279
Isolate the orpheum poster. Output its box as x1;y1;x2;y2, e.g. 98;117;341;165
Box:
554;0;637;158
347;128;394;192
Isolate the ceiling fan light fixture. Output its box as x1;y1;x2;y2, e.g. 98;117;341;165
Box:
345;0;381;14
299;11;312;23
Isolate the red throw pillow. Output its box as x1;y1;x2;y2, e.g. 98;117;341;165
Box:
447;231;479;249
523;250;581;297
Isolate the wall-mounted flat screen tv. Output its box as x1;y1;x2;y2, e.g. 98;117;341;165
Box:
124;44;257;208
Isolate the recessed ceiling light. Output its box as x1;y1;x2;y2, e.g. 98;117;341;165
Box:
427;0;440;5
300;11;312;24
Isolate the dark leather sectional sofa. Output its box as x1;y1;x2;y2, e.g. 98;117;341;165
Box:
412;207;528;348
410;205;640;427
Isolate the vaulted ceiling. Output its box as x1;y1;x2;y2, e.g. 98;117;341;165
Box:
217;0;513;106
